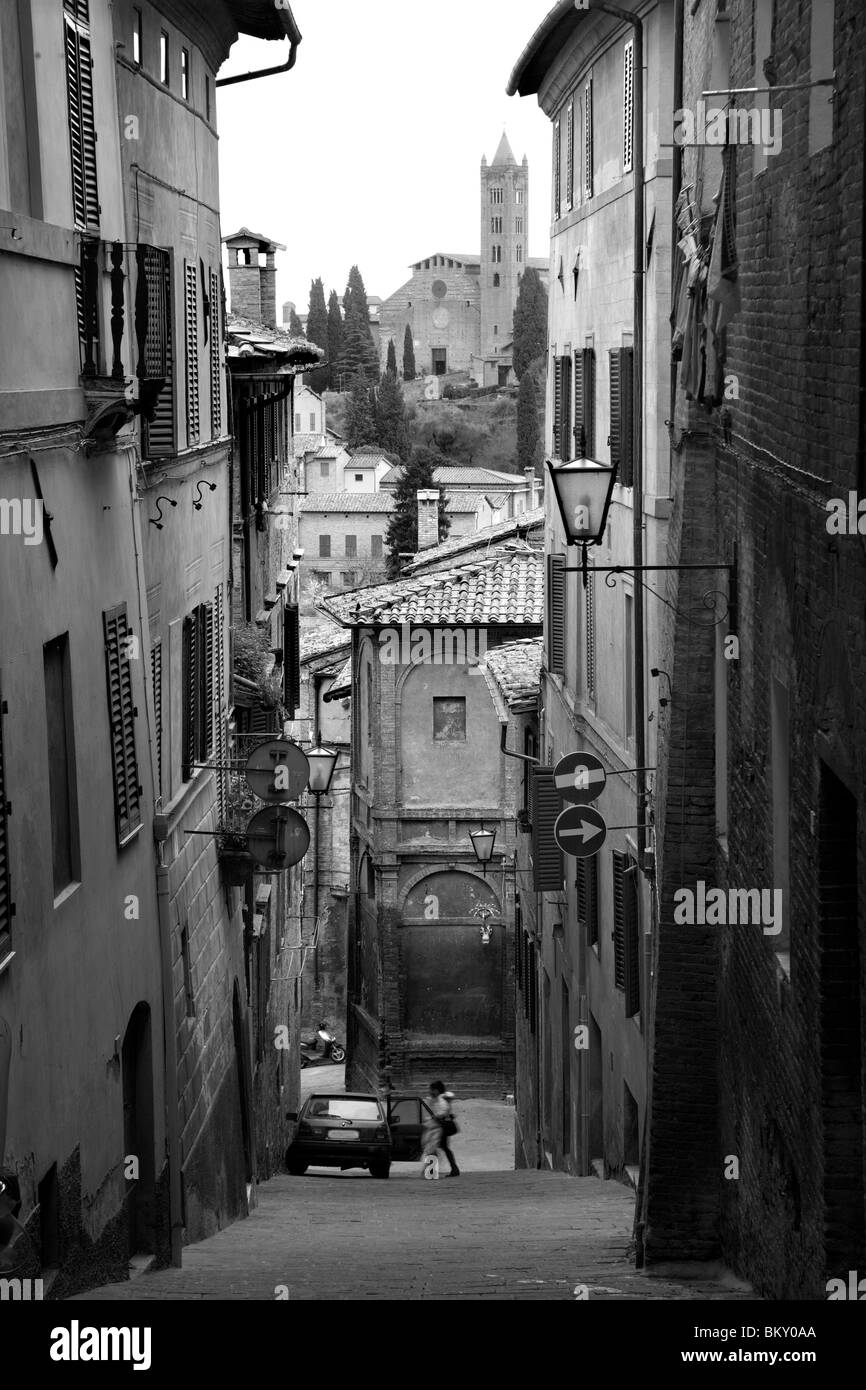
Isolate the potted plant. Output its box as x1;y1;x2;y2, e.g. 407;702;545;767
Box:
217;778;256;885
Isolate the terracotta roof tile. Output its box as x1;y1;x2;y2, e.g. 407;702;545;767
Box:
319;553;543;628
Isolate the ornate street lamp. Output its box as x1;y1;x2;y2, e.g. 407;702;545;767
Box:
306;740;338;795
469;823;497;876
547;456;617;586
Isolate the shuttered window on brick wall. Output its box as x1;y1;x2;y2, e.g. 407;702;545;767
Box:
553;118;561;217
103;605;142;846
181;601;214;781
184;262;200;445
283;603;301;716
181;612;196;781
0;679;14;954
214;585;227;824
209;268;222;435
565;102;574;211
151;639;162;800
552;355;563;457
140;248;175;458
530;766;564;892
609;347;634;486
585;572;596;699
584;78;594;200
547;553;566;676
576;853;599;946
560;354;572;460
64;7;99;230
612;849;640;1015
201;601;214;761
574;348;596;456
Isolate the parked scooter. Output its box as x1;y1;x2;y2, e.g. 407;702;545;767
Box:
300;1022;346;1068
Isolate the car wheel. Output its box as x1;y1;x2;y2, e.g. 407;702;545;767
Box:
369;1162;390;1179
330;1046;346;1063
287;1162;308;1176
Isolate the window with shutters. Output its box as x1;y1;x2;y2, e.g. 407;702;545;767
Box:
565;102;574;211
371;534;383;558
213;584;227;823
209;268;222;435
184;262;200;445
0;679;14;956
552;354;563;457
283;604;300;716
103;608;141;848
530;766;564;892
608;346;634;485
576;854;599;947
345;534;357;558
137;246;175;458
63;1;99;231
560;354;572;460
623;40;634;174
151;639;162;800
181;602;214;781
584;79;594;200
553;118;561;216
585;572;596;701
320;460;330;479
573;348;596;456
547;554;566;677
319;535;331;558
612;850;640;1015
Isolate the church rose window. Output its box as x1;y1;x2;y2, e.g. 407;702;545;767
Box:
431;279;447;299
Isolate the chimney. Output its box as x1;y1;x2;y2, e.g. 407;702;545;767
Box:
225;231;284;326
261;248;277;329
417;490;440;551
523;466;537;511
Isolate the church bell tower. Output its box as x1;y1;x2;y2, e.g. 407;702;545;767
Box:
479;132;528;385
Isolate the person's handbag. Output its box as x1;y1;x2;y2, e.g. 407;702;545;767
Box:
441;1114;459;1138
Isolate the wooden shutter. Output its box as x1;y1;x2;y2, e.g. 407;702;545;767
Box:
151;640;162;799
573;351;585;456
613;849;640;1014
584;79;594;199
209;268;222;435
584;348;596;455
103;605;142;845
609;348;633;485
609;348;622;472
576;854;599;946
530;766;564;892
553;118;561;217
0;681;14;947
560;354;572;461
214;585;226;824
623;40;635;174
553;355;563;457
200;602;214;760
283;604;301;716
142;251;175;457
612;849;627;991
585;572;596;699
64;11;99;230
181;612;196;781
185;263;200;445
547;553;566;677
565;103;574;211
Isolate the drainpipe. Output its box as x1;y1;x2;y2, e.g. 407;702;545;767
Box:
155;853;183;1266
215;20;301;88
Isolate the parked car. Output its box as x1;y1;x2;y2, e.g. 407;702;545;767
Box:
285;1094;392;1178
285;1092;441;1177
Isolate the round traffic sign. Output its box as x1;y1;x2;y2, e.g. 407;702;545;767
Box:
244;739;309;803
246;806;310;870
553;751;607;805
553;805;607;858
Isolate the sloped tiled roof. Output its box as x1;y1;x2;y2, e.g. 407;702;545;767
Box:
300;625;352;664
318;553;543;628
226;313;323;365
323;655;353;700
379;464;524;489
410;252;481;269
481;637;543;712
299;492;395;514
405;506;544;572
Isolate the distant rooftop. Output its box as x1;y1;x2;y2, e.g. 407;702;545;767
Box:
404;506;544;573
319;552;543;629
481;637;543;713
379;464;526;489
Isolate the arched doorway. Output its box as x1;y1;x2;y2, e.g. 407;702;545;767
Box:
121;1003;156;1256
401;871;503;1041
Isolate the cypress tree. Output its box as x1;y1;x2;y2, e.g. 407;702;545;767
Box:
341;266;379;382
386;338;398;377
287;307;304;337
516;371;543;474
305;278;329;394
402;323;416;382
512;266;548;380
345;368;377;449
375;371;410;459
384;446;450;578
327;289;343;391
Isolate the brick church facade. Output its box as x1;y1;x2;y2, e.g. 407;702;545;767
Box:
378;134;548;386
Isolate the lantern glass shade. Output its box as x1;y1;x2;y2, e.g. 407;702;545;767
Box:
547;456;617;546
307;742;338;794
469;825;496;865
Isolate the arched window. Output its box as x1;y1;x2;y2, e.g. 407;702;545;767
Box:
493;273;500;287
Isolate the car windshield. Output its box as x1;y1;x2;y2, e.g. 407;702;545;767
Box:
307;1098;381;1121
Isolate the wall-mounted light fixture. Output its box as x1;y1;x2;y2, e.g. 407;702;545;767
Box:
469;822;497;876
193;480;217;510
149;496;177;529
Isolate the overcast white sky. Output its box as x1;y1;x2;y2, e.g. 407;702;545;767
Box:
217;0;554;317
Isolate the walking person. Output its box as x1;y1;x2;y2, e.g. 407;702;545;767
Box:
423;1080;460;1177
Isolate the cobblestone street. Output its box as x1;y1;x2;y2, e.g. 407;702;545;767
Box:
74;1094;753;1301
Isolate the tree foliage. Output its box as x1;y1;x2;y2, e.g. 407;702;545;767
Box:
385;447;450;578
516;371;543;474
287;307;304;337
386;338;397;377
341;265;379;383
305;278;329;394
326;289;343;391
375;371;411;460
512;266;548;380
345;368;378;450
402;323;416;382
